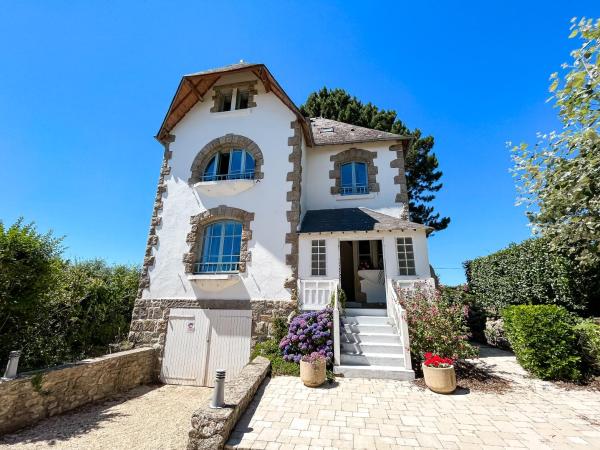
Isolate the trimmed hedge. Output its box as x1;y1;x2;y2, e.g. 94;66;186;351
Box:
574;320;600;374
465;238;596;316
502;305;581;381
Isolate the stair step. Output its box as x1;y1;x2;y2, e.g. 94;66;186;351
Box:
334;365;415;381
341;332;401;345
344;308;387;317
342;323;395;334
341;342;404;355
341;315;391;326
340;353;405;367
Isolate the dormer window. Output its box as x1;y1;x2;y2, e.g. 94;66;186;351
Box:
203;149;255;181
211;82;257;113
340;161;368;195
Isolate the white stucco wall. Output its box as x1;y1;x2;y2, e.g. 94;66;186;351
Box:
304;142;405;217
298;229;431;282
146;73;298;301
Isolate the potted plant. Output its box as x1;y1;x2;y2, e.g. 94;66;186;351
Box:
300;352;326;387
422;352;456;394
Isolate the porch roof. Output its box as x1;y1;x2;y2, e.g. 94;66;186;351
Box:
299;207;432;234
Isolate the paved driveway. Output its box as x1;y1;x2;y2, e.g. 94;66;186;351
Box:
227;349;600;449
0;384;210;450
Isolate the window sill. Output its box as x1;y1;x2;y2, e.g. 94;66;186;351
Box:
193;179;257;197
334;193;376;201
187;273;241;291
211;108;253;118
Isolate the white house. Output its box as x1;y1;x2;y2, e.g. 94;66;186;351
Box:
128;62;435;385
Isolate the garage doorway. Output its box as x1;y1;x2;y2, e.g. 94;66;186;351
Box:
160;308;252;387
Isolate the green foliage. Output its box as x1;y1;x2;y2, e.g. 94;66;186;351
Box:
0;219;139;372
271;317;288;343
397;286;478;366
329;287;347;313
502;305;581;381
574;319;600;374
511;18;600;271
465;237;597;316
251;339;299;377
300;88;450;232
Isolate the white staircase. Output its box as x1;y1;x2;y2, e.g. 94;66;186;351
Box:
333;308;415;380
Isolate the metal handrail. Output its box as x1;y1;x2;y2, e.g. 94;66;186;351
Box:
194;262;240;273
201;172;255;182
340;185;368;195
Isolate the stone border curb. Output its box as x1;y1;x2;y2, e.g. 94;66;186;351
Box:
187;356;271;450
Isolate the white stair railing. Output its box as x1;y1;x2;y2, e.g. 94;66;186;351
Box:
385;278;412;370
332;288;341;366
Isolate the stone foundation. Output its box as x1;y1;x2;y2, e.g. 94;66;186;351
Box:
0;348;156;436
128;299;296;352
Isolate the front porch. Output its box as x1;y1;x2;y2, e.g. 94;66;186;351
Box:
296;207;435;379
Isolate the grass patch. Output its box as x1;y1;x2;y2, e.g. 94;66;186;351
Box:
251;339;299;377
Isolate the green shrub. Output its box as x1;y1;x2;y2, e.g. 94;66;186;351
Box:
251;339;299;376
574;320;600;374
441;285;486;343
465;238;598;316
271;317;288;343
397;285;478;366
502;305;581;381
0;219;139;372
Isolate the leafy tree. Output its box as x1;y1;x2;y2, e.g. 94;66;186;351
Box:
301;88;450;231
511;18;600;270
0;218;139;371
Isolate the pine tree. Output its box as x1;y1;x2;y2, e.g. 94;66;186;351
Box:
300;88;450;232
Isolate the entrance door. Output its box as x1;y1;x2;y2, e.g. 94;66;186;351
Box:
160;308;252;387
339;240;385;308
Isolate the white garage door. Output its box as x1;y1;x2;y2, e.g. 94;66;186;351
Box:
160;308;252;387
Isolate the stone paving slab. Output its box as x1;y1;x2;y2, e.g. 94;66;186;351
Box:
227;350;600;450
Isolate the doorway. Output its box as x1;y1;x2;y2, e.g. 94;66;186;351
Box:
339;240;386;309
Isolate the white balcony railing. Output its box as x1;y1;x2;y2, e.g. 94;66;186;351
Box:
298;279;338;310
385;278;413;371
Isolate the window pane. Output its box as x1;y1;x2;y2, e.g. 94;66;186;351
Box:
244;152;255;178
236;90;250;109
229;150;243;177
396;237;416;276
197;220;243;273
221;92;232;111
354;162;367;187
341;163;353;187
204;155;217;181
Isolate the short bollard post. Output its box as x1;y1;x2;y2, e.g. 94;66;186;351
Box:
210;369;226;409
2;350;22;381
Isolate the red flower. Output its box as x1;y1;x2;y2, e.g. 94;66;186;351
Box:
423;352;454;368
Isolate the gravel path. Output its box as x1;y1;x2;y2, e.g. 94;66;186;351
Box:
0;384;210;450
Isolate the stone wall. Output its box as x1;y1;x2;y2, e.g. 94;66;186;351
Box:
187;356;270;450
129;299;296;351
0;348;156;436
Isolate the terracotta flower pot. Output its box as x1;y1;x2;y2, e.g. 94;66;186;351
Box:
422;363;456;394
300;359;326;387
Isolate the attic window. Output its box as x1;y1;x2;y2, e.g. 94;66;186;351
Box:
319;127;334;133
211;82;257;113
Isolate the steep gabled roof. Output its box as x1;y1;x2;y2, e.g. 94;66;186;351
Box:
300;207;432;234
309;118;410;146
156;62;313;144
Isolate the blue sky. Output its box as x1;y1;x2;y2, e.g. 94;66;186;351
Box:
0;1;597;285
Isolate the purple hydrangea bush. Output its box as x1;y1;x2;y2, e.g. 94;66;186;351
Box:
279;307;334;363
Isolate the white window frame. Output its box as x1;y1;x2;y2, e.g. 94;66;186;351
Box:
311;239;327;277
396;237;416;276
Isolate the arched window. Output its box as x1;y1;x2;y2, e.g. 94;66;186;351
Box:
202;149;255;181
340;162;368;195
195;220;243;273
